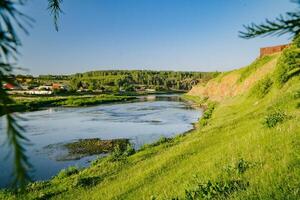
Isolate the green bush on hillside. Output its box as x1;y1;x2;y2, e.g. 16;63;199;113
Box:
184;179;249;200
56;166;79;179
183;159;251;200
274;36;300;87
199;103;216;126
72;176;101;188
251;76;273;98
263;109;288;128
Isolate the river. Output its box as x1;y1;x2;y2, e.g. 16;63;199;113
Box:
0;95;201;187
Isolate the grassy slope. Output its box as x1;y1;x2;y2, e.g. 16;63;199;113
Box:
1;52;300;199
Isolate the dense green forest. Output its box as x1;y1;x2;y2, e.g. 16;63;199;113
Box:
19;70;218;92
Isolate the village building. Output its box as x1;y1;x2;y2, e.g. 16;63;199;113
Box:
260;44;289;57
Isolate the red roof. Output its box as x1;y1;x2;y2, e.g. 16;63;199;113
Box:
3;83;15;89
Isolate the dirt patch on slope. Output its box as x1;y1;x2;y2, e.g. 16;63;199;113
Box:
188;56;279;101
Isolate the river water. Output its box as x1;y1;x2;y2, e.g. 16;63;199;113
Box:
0;95;201;187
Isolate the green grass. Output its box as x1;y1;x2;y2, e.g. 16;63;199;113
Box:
1;41;300;199
250;76;273;98
1;74;299;200
237;55;276;83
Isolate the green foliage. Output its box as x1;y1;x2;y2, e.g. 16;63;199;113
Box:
48;0;63;31
63;138;130;160
56;95;134;107
263;109;288;128
238;55;275;83
239;0;300;38
108;145;126;162
1;75;300;199
56;166;79;179
0;0;34;187
199;102;216;126
184;179;249;200
72;176;101;188
274;36;300;87
124;143;136;157
184;159;251;200
251;76;273;98
68;70;217;92
5;95;135;113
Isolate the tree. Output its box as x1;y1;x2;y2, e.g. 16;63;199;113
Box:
0;0;63;187
239;0;300;39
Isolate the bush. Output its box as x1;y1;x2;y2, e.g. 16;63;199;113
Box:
124;143;135;156
222;158;253;177
263;109;288;128
274;36;300;86
294;90;300;99
73;176;101;187
108;143;135;162
184;179;249;200
199;102;216;126
184;160;251;200
56;166;79;179
251;76;273;98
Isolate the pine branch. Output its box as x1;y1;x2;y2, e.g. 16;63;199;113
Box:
0;0;33;188
47;0;63;31
239;1;300;39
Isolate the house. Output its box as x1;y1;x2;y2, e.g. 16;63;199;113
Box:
260;44;289;57
3;83;21;90
52;83;68;91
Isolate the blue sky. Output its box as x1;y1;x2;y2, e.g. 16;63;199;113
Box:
18;0;296;75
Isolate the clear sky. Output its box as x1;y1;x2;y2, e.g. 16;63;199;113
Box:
18;0;296;75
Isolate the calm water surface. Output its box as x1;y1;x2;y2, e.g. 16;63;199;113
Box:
0;95;201;187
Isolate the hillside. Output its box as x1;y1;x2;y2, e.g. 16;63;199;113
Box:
188;54;280;101
1;37;299;200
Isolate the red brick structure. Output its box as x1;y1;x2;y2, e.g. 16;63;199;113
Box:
260;44;289;57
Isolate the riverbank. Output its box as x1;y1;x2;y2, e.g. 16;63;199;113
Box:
4;95;136;113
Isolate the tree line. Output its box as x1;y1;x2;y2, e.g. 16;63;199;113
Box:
68;70;219;92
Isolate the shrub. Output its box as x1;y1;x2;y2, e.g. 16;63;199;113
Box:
124;143;135;156
263;109;288;128
235;158;251;174
108;144;128;161
184;179;249;200
223;158;252;177
73;176;101;187
26;181;50;192
56;166;79;179
274;36;300;86
199;102;216;126
294;90;300;99
251;76;273;98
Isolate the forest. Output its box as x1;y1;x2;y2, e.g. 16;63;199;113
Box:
21;70;219;92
